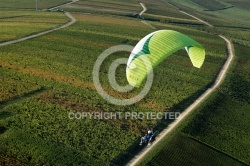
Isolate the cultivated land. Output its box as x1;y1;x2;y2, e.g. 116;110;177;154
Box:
144;44;250;164
0;0;71;10
61;0;140;15
183;43;250;164
145;134;244;166
139;0;250;165
0;0;249;165
0;12;226;164
169;0;250;27
0;11;68;42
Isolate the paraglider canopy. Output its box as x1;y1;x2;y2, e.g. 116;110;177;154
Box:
126;30;205;87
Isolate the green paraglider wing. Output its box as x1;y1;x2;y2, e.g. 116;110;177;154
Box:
126;30;205;87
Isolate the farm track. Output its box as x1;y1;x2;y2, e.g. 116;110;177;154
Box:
127;4;235;166
0;2;78;107
139;3;147;16
0;12;76;47
138;3;156;30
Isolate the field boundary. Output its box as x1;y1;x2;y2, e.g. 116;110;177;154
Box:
127;6;235;166
0;12;76;47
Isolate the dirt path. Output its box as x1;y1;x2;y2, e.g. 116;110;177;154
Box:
127;7;234;166
141;20;156;29
180;11;213;27
139;3;147;16
0;12;76;47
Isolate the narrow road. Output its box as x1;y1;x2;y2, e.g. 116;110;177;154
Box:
127;6;234;166
0;12;76;47
139;3;147;16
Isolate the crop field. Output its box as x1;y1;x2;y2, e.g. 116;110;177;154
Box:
75;0;140;12
190;0;231;11
139;0;191;19
182;43;250;164
1;0;249;165
170;0;250;27
0;154;28;166
61;0;200;26
0;13;226;110
139;4;250;164
60;0;218;28
141;34;250;166
0;9;227;165
0;67;43;103
142;13;202;26
142;134;244;166
61;0;140;15
0;11;68;42
0;0;71;10
141;48;250;165
222;0;250;10
203;7;250;27
213;26;250;46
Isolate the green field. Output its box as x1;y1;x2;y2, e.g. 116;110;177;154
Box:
0;154;28;166
140;43;250;165
0;13;226;109
182;43;250;164
0;0;249;165
140;0;250;164
214;27;250;46
61;0;140;15
169;0;250;27
0;67;43;103
143;134;244;166
223;0;250;10
0;9;227;166
0;11;68;42
190;0;232;10
0;0;71;10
